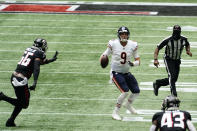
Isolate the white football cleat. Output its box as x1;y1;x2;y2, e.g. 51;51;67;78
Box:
112;110;122;120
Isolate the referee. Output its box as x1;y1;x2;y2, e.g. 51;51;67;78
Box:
153;25;192;97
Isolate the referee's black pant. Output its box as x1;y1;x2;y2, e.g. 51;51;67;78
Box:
155;57;181;97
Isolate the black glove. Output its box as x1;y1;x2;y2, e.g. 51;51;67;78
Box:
43;51;59;64
128;61;134;66
51;51;58;62
29;81;37;91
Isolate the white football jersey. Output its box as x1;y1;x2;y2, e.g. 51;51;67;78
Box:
103;39;139;73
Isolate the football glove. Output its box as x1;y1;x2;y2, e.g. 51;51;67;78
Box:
128;61;134;66
43;51;59;64
29;81;37;91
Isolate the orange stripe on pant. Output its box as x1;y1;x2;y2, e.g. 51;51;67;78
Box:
112;77;124;93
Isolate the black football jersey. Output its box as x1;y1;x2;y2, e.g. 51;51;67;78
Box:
15;47;46;79
152;110;192;131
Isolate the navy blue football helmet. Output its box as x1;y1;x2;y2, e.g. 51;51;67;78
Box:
117;26;130;42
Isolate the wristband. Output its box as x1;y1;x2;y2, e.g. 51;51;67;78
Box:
133;60;140;66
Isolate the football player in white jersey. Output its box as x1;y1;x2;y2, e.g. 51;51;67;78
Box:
100;26;140;120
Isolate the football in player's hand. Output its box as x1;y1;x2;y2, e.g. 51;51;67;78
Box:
100;55;109;68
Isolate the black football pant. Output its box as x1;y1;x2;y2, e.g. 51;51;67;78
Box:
2;75;30;122
155;58;181;97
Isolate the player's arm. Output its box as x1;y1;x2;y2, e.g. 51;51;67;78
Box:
100;44;112;60
42;51;58;65
29;58;41;91
154;39;168;68
128;46;140;66
150;120;157;131
153;47;160;68
187;120;196;131
186;45;192;57
102;44;112;56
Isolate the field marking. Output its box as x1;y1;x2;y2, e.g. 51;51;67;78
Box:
0;41;197;46
0;49;156;54
0;110;197;123
1;49;197;55
141;82;197;86
0;33;171;38
0;5;9;11
2;25;197;32
190;42;197;48
33;97;196;102
0;33;197;39
66;5;80;11
149;59;197;67
0;71;197;76
0;18;196;24
0;25;169;31
140;82;197;92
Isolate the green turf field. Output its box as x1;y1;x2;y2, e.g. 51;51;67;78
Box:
0;13;196;131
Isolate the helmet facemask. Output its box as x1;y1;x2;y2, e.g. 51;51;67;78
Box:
41;39;48;53
161;95;180;111
117;27;130;42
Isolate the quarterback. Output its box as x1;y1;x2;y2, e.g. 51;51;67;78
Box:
100;26;140;120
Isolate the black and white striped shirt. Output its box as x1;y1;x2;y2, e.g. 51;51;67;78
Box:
157;36;190;60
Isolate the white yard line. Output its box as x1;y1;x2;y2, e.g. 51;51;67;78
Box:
0;33;197;39
0;110;197;123
0;33;171;38
0;71;197;76
149;59;197;67
1;50;197;56
0;18;195;24
0;25;171;31
140;82;197;92
0;41;196;46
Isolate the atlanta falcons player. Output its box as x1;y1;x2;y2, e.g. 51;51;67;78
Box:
150;95;196;131
100;26;140;120
0;38;58;127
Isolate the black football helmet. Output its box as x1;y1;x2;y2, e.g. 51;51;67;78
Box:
117;26;130;42
172;25;181;40
33;38;48;52
161;95;180;111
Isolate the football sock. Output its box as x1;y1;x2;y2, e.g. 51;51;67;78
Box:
9;106;22;121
